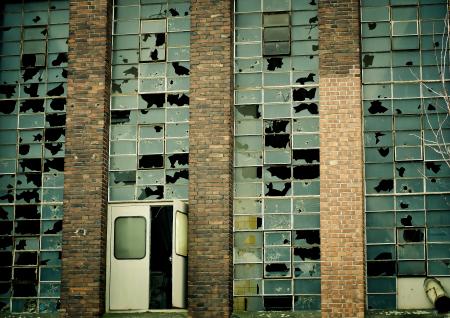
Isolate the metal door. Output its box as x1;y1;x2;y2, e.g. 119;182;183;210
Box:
172;200;188;308
108;205;150;311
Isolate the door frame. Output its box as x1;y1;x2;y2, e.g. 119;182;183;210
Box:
106;201;188;313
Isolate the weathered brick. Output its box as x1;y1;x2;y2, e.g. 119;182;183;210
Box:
188;1;234;317
319;1;365;318
60;1;112;317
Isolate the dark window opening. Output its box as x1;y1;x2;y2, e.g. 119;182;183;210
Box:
263;12;290;56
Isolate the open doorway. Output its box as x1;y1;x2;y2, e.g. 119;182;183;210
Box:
149;206;172;309
106;202;187;312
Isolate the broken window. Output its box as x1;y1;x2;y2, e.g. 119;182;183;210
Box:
361;0;450;311
140;20;166;62
109;0;190;202
234;0;320;311
0;0;68;313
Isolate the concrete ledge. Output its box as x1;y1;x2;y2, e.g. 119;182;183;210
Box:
367;310;450;317
231;311;450;318
0;315;59;318
2;310;450;318
102;312;187;318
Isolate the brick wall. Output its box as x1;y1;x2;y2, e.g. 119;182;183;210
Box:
318;1;365;317
188;0;234;317
60;0;111;317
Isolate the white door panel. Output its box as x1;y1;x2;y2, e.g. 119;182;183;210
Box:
172;200;188;309
109;205;150;311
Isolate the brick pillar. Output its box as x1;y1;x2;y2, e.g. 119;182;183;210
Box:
61;1;111;317
318;1;365;317
188;1;234;317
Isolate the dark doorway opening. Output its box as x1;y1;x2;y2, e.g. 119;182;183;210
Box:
149;206;173;309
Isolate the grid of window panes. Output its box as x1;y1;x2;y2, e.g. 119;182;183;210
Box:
0;0;68;314
234;0;320;311
361;0;450;310
110;0;190;202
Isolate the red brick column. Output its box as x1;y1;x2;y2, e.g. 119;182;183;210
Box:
318;1;365;317
61;1;111;317
188;0;234;317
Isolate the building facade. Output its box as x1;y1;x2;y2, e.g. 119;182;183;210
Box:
0;0;449;317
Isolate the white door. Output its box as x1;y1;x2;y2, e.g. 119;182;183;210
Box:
109;205;150;311
172;200;188;308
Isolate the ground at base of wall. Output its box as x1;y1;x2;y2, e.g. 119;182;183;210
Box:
1;311;449;318
232;312;320;318
367;310;450;317
103;312;187;318
232;311;450;318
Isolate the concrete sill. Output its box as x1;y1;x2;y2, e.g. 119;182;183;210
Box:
102;311;187;318
231;311;450;318
232;312;321;318
367;310;450;317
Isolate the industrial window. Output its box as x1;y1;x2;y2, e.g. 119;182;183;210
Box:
110;0;191;202
263;13;290;56
234;0;320;311
361;0;450;311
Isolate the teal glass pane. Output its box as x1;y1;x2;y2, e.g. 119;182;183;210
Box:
392;36;419;50
398;260;426;275
291;26;318;41
263;0;290;12
396;211;425;227
397;244;425;259
428;260;450;275
396;195;425;210
396;178;423;193
428;211;450;226
362;37;391;52
236;29;262;43
364;116;392;131
361;7;390;22
235;58;262;73
366;196;395;211
367;294;396;310
293;214;320;229
420;4;447;19
367;245;396;260
236;0;261;13
365;131;393;147
236;43;262;58
236;73;262;89
365;163;394;179
428;227;450;242
294;279;320;294
264;104;291;119
392;7;417;20
363;68;391;83
392;66;420;81
366;212;395;227
392;50;419;66
392;21;417;35
363;84;391;99
367;277;396;293
426;194;450;210
367;229;395;243
264;72;290;87
114;5;140;20
294;295;321;310
362;22;391;38
395;131;421;146
236;13;262;28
